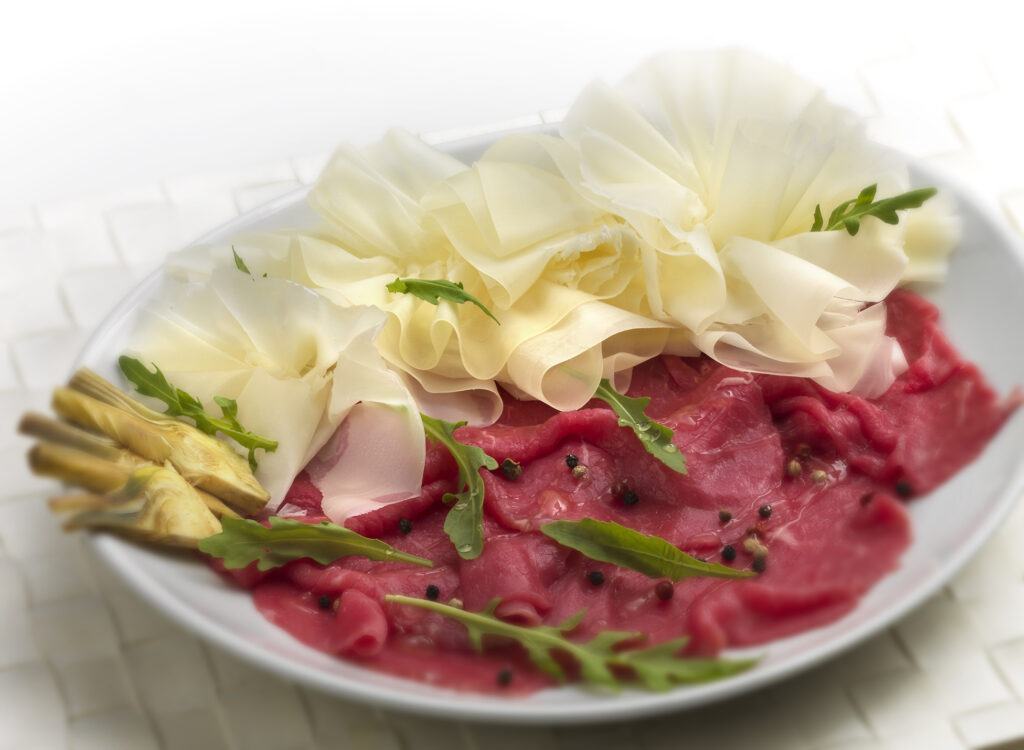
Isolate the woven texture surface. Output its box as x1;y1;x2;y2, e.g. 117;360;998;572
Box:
3;46;1024;750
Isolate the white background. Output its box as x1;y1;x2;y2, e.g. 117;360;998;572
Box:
4;0;1022;217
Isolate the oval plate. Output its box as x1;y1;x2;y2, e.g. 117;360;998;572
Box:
77;130;1024;724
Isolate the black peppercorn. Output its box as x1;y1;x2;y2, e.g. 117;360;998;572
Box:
721;544;737;562
496;668;513;686
759;504;772;519
655;580;674;601
718;509;732;523
565;454;579;469
895;480;913;499
397;517;413;535
622;489;639;506
586;571;605;586
753;557;767;573
425;584;440;601
317;595;332;610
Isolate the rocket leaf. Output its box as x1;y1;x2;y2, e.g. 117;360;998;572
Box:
199;516;433;571
811;184;937;236
118;355;277;471
541;518;757;581
385;595;757;691
593;379;686;474
387;277;500;324
421;415;498;560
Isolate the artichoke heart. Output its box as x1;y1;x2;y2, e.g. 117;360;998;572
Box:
54;369;270;514
24;428;240;521
51;464;223;548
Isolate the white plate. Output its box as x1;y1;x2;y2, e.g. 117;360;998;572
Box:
76;129;1024;724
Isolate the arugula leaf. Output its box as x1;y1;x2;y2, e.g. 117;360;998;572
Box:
232;246;252;275
199;516;434;571
387;278;500;325
118;356;278;471
811;184;937;236
541;518;756;581
420;414;498;560
593;379;686;474
385;595;756;691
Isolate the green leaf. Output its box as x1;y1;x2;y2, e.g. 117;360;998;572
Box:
385;595;757;691
387;277;500;325
616;638;756;690
811;204;823;232
541;518;757;581
117;356;185;414
592;379;686;474
118;355;278;470
198;516;434;572
811;184;937;236
420;415;498;560
232;246;252;275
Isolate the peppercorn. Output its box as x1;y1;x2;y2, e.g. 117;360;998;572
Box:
500;457;523;480
622;489;639;506
718;509;732;523
743;536;769;559
586;571;605;586
425;584;440;601
786;458;803;478
721;544;737;562
753;557;767;573
397;517;413;535
565;454;579;469
572;464;589;479
796;443;812;458
811;469;827;483
317;595;332;610
496;668;513;687
895;480;913;499
759;504;772;519
655;580;675;601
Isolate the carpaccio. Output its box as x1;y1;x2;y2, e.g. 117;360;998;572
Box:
213;290;1017;694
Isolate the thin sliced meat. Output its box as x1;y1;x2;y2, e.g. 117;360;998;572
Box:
229;289;1015;694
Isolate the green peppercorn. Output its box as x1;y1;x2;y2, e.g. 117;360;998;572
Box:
500;457;523;480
